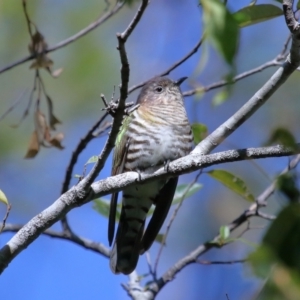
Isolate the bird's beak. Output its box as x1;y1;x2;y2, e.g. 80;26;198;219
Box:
175;77;188;86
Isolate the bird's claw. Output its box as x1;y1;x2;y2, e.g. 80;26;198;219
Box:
136;170;142;182
164;160;170;172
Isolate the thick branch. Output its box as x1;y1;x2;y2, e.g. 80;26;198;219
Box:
0;144;298;274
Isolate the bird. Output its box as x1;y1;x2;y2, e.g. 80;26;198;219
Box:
108;76;193;275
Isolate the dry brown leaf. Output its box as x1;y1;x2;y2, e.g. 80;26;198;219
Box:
49;132;65;149
24;131;39;158
28;31;53;70
34;109;51;147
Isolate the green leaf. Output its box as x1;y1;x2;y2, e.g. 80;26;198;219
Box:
233;4;283;28
86;155;98;165
191;123;208;144
201;0;239;66
0;189;8;205
207;169;255;202
219;225;230;240
173;183;202;204
277;173;300;203
93;198;120;221
155;233;165;244
266;127;298;152
263;203;300;271
212;89;229;106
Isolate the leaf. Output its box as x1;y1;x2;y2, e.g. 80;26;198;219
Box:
263;203;300;270
266;127;298;152
207;169;255;202
45;95;61;130
24;131;40;158
191;123;208;145
233;4;283;28
173;183;202;204
0;189;9;206
201;0;240;66
219;225;230;240
86;156;98;165
212;89;229;106
93;198;120;221
28;31;53;69
155;233;164;244
49;132;64;149
276;173;300;203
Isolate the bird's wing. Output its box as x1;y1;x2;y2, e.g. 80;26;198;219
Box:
108;115;132;246
140;176;178;254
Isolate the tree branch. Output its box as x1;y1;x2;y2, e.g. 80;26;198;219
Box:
79;0;149;191
128;34;205;94
2;223;110;257
60;112;109;233
145;154;300;298
0;144;299;274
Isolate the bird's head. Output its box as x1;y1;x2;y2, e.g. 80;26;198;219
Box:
136;76;187;106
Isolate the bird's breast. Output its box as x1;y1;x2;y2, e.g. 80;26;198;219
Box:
124;110;193;172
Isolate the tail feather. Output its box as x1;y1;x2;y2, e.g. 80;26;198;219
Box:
110;220;145;274
110;195;151;274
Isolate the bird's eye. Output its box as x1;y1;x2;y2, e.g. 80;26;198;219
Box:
155;86;163;93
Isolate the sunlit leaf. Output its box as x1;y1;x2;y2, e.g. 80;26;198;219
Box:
86;156;98;165
0;189;9;206
172;183;203;204
191;123;208;144
220;225;230;240
212;89;229;106
201;0;239;66
207;169;255;202
233;4;282;28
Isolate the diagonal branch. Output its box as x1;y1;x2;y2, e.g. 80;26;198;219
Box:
79;0;149;191
2;223;110;257
148;154;300;297
0;1;124;74
128;34;205;94
0;144;299;274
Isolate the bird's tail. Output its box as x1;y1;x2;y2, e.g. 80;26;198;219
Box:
109;196;152;274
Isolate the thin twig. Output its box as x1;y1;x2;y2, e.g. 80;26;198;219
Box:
196;259;247;265
0;204;11;234
0;2;124;74
183;32;291;97
0;145;299;274
80;0;149;189
148;155;300;296
128;34;205;94
60;112;109;233
153;170;202;275
2;223;110;257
